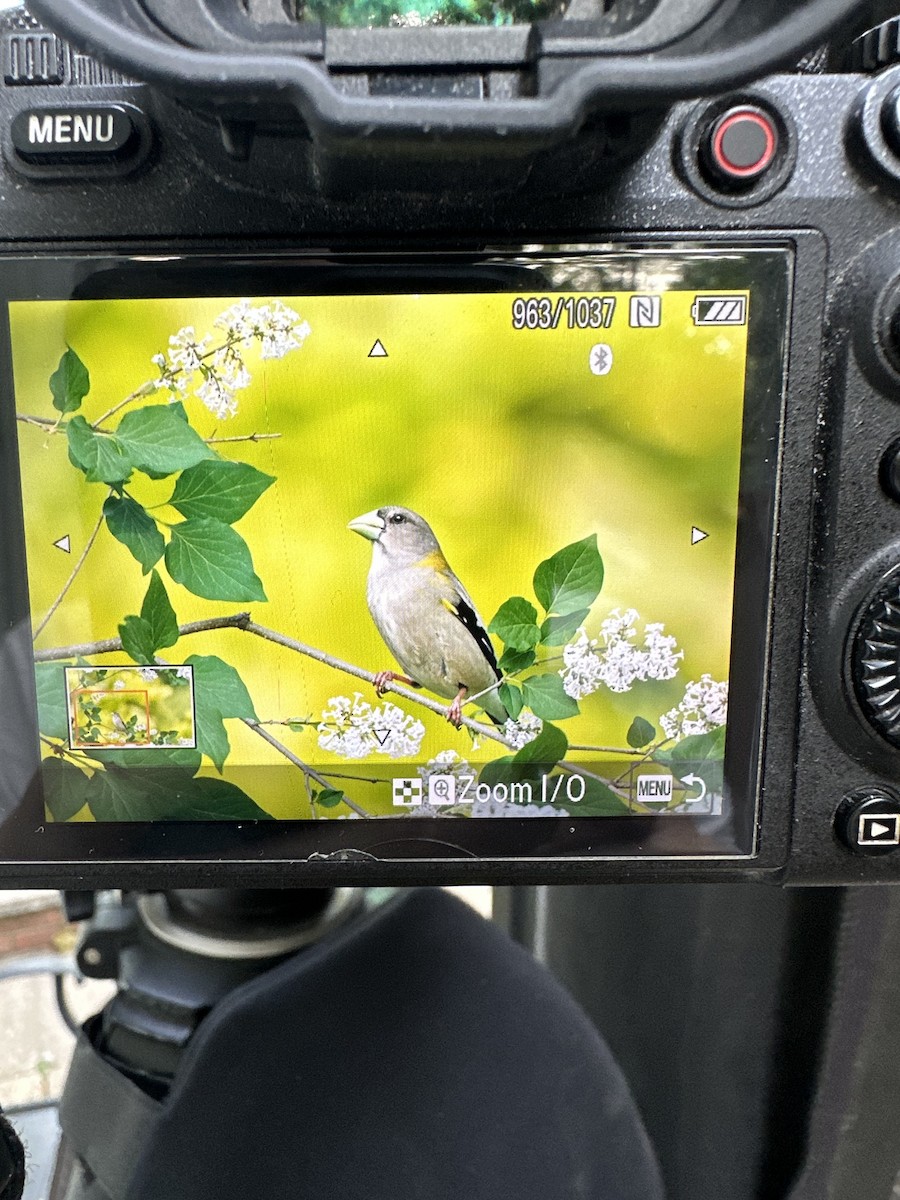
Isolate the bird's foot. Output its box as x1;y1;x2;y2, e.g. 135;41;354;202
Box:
373;670;416;696
446;687;468;729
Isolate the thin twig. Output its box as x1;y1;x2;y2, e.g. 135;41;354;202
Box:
91;381;158;430
569;744;648;755
245;721;369;816
33;504;108;642
205;433;281;444
557;762;632;803
16;414;56;429
612;737;675;787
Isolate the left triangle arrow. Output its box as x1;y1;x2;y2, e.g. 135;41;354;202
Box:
53;535;71;554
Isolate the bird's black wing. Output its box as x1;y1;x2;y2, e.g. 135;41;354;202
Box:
445;593;502;681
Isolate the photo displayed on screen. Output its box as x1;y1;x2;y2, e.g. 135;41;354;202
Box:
11;266;750;824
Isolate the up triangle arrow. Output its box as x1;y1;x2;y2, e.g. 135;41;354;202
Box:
368;339;388;358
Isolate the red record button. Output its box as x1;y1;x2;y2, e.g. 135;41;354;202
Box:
705;107;778;184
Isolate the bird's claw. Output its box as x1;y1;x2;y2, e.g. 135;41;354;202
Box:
447;699;464;728
373;670;395;697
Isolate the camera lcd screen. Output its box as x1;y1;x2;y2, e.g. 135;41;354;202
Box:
0;249;789;866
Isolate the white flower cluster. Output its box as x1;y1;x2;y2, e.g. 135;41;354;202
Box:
417;749;472;781
152;300;310;420
136;666;191;682
469;796;561;818
560;609;684;699
503;712;543;749
659;674;728;741
317;693;425;760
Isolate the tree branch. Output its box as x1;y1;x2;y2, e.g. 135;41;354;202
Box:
35;613;508;746
244;721;369;816
16;414;56;430
35;614;635;804
34;613;252;661
33;504;108;642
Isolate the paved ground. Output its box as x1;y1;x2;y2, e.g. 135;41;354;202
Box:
0;892;113;1107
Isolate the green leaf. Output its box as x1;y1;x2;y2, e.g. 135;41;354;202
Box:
103;496;165;573
488;596;541;653
498;647;536;674
479;756;517;787
533;536;604;615
521;674;579;720
627;716;656;749
168;401;189;422
89;747;202;772
654;725;726;793
87;766;270;821
498;682;523;720
185;655;257;721
176;777;272;821
512;721;568;767
316;788;344;808
42;760;93;822
184;654;257;772
88;767;196;821
563;776;630;815
119;615;157;664
540;608;590;646
67;416;132;485
165;518;266;602
50;348;90;414
115;405;215;476
34;664;69;741
140;571;179;652
169;460;275;524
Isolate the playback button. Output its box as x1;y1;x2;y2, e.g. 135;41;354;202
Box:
835;788;900;856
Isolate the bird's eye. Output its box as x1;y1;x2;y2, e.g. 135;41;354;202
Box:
391;513;405;524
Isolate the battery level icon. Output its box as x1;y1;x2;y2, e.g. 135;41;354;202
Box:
691;295;747;326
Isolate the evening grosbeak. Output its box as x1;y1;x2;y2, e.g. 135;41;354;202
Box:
348;506;509;728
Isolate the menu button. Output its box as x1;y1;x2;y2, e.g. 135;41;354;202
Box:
11;105;138;164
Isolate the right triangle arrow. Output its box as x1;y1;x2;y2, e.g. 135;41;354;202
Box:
368;340;388;358
691;527;709;545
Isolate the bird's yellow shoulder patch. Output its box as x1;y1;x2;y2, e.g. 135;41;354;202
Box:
415;549;450;574
440;597;458;615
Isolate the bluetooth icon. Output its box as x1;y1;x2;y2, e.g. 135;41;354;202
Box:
589;343;614;376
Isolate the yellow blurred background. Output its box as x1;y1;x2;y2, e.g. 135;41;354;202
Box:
12;287;748;818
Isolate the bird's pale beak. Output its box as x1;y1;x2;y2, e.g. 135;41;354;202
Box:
348;510;385;542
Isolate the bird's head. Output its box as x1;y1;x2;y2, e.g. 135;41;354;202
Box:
348;506;441;567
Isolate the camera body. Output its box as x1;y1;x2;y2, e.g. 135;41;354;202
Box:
1;1;900;887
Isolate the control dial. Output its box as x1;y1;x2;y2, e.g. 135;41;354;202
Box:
853;572;900;746
848;18;900;72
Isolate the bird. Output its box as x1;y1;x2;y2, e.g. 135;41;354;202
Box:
348;506;509;729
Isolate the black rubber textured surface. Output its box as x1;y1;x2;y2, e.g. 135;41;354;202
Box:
122;889;665;1200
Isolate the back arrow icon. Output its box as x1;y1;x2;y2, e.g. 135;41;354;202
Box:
681;773;707;802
